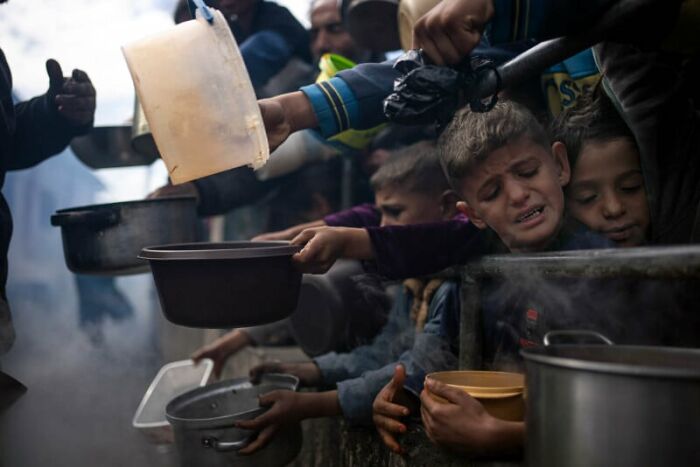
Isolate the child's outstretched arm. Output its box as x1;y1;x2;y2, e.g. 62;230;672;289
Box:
291;226;374;274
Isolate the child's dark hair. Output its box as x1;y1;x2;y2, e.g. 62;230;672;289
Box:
437;100;550;189
370;140;449;195
550;86;636;168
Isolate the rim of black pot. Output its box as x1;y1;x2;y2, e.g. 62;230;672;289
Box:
54;196;198;214
139;241;302;261
521;345;700;379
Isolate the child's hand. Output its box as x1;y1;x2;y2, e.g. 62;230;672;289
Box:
420;378;524;456
191;330;252;379
291;226;373;274
235;390;306;454
249;361;322;386
372;365;410;454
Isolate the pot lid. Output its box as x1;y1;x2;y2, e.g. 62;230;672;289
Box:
140;241;301;261
522;345;700;379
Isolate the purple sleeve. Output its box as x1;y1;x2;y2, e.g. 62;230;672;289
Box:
323;203;381;228
365;215;487;279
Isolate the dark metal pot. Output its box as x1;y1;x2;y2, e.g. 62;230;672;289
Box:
139;242;302;328
51;197;199;275
70;126;158;169
523;331;700;467
166;374;302;467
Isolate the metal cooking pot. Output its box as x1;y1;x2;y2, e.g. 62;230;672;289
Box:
51;197;199;275
523;331;700;467
70;126;158;169
166;374;302;467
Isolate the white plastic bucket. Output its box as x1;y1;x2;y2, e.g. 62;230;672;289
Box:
122;9;269;184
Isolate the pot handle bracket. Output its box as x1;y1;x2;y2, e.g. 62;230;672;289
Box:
201;435;253;452
543;330;614;347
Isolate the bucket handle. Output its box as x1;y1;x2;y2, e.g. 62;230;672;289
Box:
201;435;253;452
187;0;214;24
543;330;614;347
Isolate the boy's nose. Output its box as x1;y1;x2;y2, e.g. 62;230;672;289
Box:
506;180;530;206
602;193;625;219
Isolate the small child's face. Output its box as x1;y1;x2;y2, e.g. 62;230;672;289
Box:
457;136;570;252
566;138;649;247
375;185;452;227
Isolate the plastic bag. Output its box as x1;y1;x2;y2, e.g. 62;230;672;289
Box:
383;49;498;129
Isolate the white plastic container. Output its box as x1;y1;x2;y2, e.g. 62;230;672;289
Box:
132;359;214;444
122;9;269;184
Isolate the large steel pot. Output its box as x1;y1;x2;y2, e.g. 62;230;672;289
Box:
51;197;199;275
523;331;700;467
166;374;302;467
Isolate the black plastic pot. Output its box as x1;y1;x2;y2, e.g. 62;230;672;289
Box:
166;374;302;467
139;242;302;328
51;197;199;275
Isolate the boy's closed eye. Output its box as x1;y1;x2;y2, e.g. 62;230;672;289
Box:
379;204;405;220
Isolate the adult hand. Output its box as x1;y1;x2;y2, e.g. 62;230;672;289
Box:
249;361;322;386
191;330;252;379
147;182;200;202
412;0;495;66
372;365;410;454
46;59;96;127
235;390;306;454
291;226;372;274
420;378;523;456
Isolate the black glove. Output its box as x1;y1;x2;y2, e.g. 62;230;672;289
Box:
46;58;96;127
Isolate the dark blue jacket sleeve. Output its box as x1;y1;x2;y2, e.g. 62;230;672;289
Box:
336;281;461;425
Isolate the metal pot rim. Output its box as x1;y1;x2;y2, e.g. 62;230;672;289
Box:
140;241;301;261
522;345;700;379
166;374;299;428
54;196;197;214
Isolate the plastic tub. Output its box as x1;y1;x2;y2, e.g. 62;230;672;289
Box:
122;7;268;184
132;359;214;444
425;370;525;421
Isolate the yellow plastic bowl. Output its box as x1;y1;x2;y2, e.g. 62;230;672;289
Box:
425;371;525;421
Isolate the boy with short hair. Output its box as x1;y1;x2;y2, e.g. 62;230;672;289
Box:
232;142;464;454
552;87;650;247
291;100;610;280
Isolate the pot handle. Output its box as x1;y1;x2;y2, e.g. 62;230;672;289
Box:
50;210;120;229
201;435;253;452
543;330;614;347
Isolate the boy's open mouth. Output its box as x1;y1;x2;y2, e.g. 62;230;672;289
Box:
516;206;544;224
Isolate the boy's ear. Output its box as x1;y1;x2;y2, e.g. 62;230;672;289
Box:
440;190;460;219
551;141;571;187
456;201;488;230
